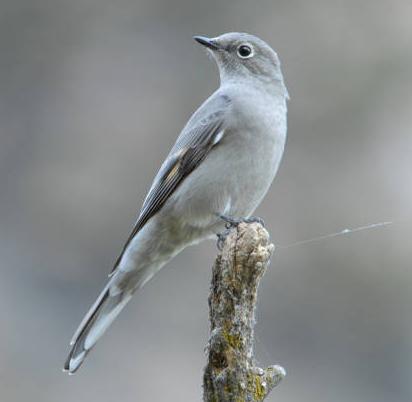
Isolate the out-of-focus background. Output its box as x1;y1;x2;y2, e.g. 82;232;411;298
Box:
1;0;411;401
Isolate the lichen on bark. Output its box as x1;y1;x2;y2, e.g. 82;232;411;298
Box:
203;222;285;401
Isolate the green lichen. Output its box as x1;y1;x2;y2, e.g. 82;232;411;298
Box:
225;331;242;350
254;375;265;401
222;325;243;351
246;371;266;401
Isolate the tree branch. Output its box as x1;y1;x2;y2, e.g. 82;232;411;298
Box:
203;222;285;401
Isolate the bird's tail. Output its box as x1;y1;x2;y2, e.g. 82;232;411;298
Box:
63;279;133;374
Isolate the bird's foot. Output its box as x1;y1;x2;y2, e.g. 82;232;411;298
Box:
219;214;265;228
242;216;265;226
216;228;231;251
216;214;265;250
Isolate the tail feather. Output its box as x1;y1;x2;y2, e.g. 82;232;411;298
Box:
64;282;132;374
64;259;165;374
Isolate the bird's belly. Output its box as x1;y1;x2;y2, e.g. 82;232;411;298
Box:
167;128;285;230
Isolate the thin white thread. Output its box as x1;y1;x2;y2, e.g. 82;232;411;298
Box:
276;221;393;250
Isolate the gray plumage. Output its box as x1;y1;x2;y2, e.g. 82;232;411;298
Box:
64;32;289;374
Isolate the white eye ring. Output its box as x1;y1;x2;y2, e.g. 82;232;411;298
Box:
237;44;254;59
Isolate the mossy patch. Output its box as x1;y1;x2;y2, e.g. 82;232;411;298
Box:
246;371;266;401
222;324;243;351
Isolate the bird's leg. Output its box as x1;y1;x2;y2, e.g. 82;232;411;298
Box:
216;214;265;250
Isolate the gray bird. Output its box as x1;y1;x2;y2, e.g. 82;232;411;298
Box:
64;32;289;374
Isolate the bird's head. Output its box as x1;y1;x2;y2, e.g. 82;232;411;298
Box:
194;32;287;96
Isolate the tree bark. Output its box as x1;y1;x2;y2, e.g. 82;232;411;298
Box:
203;222;285;402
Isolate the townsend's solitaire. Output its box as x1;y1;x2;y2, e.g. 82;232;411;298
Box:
64;32;289;373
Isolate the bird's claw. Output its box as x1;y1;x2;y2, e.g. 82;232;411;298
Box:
242;216;265;226
218;214;265;228
216;229;231;250
216;215;265;250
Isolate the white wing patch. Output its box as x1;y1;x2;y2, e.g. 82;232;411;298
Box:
212;130;225;145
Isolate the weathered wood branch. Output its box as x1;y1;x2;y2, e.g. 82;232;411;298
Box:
203;222;285;401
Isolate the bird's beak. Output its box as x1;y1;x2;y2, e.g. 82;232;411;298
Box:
193;35;222;50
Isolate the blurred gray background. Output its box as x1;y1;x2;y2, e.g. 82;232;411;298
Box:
1;0;411;401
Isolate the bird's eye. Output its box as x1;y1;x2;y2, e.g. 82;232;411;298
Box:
237;44;253;59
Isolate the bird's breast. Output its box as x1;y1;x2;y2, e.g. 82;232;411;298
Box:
166;87;287;231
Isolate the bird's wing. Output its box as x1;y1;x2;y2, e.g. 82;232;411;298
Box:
110;93;231;275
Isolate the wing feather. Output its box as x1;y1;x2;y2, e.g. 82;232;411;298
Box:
110;94;231;274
